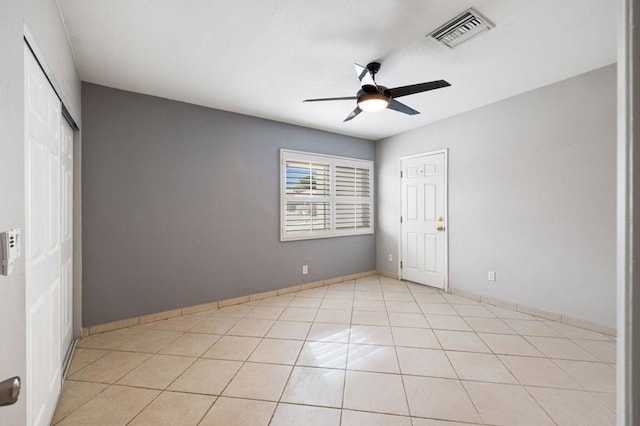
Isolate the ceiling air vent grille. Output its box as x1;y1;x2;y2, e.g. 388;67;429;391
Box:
429;8;494;48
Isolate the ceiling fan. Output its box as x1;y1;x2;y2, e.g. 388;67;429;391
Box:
304;62;451;122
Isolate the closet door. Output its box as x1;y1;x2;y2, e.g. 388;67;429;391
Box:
24;43;63;426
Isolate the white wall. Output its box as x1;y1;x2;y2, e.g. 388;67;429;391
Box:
25;0;82;119
0;1;28;423
377;65;617;328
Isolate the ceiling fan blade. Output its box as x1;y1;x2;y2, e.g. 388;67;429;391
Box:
385;80;451;98
343;106;362;122
303;96;357;102
387;99;420;115
354;63;377;88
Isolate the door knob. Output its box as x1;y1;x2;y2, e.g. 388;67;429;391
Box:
0;376;20;407
437;226;445;232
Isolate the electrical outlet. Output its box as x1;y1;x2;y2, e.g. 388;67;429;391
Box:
302;265;308;275
388;254;393;262
488;271;496;281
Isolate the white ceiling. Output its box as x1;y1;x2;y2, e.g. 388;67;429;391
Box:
58;0;617;140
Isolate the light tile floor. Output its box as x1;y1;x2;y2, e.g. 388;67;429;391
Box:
53;276;617;425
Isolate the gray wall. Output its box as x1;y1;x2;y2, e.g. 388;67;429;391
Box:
81;83;376;326
376;65;617;328
0;0;81;424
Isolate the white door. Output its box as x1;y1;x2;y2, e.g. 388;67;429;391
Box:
60;118;74;362
25;44;63;426
400;151;447;289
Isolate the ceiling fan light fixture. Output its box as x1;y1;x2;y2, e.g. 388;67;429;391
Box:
304;61;451;122
357;93;389;112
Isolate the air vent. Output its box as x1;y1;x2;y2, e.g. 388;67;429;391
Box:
428;8;494;48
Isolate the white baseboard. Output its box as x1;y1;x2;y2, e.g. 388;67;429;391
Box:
82;270;378;336
377;270;399;280
449;287;616;337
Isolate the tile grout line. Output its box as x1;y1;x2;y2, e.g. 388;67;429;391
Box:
198;295;294;425
163;327;223;425
75;329;616;363
51;382;112;425
385;279;414;419
276;279;362;422
338;276;357;425
61;276;616;425
483;330;562;424
192;396;218;426
124;385;187;426
447;297;571;425
67;367;610;393
64;347;113;379
588;390;618;415
198;303;278;424
453;300;530;422
432;301;486;425
519;384;560;426
121;333;205;425
267;288;321;425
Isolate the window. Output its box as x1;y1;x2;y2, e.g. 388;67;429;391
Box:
281;149;374;241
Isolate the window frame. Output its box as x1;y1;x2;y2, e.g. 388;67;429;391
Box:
280;149;374;241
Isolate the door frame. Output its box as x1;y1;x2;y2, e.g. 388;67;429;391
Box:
397;149;449;291
617;0;639;423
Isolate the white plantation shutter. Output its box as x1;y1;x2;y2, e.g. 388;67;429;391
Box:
285;160;331;197
335;203;371;230
283;159;331;235
335;166;371;197
285;202;331;233
335;165;372;231
281;150;374;241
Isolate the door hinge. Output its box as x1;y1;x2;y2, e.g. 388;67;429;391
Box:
400;261;403;269
400;170;403;178
400;216;403;223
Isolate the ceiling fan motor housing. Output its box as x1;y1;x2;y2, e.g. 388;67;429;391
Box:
357;86;390;112
366;61;381;76
357;85;391;106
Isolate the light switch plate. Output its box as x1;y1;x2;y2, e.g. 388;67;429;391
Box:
1;228;21;276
